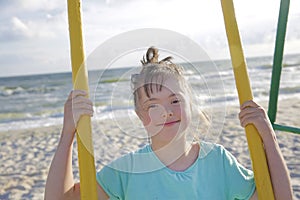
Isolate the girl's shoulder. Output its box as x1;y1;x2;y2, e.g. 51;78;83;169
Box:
198;141;226;159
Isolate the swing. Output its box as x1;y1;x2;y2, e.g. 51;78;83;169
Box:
66;0;297;199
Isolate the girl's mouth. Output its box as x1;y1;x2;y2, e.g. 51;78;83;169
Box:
158;120;180;127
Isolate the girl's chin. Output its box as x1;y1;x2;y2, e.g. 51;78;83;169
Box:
150;129;187;143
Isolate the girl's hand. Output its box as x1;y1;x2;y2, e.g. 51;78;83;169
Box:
62;90;94;136
239;100;276;143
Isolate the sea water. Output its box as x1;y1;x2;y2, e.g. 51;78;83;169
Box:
0;54;299;132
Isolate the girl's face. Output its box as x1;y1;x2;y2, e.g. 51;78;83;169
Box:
136;77;191;144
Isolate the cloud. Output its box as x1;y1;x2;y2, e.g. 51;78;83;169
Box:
0;0;67;42
11;17;30;34
0;0;299;77
0;0;65;13
0;15;67;42
287;15;300;40
0;17;32;41
0;0;70;77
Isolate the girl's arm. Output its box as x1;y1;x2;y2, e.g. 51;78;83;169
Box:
45;90;109;199
239;100;293;200
45;131;76;199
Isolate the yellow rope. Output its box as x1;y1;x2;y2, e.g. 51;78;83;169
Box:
67;0;98;199
220;0;275;199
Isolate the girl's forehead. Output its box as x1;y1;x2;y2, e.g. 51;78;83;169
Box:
140;77;186;99
161;77;183;92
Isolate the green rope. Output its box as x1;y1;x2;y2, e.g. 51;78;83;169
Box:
273;124;300;135
268;0;290;124
268;0;300;134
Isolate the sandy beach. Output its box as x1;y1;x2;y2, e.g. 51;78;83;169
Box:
0;98;299;199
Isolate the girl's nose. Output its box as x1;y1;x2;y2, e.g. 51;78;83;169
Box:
162;108;173;118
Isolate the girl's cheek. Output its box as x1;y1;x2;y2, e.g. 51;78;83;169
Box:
148;108;162;122
180;104;191;123
174;105;183;117
142;107;164;126
142;109;159;126
142;114;151;126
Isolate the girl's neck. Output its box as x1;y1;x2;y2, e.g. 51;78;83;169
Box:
150;138;199;171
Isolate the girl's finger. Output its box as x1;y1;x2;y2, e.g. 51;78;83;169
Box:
239;106;264;119
73;108;94;125
240;116;257;127
239;107;268;127
72;96;93;105
68;90;87;100
74;108;94;117
240;100;259;109
81;108;94;116
73;102;94;112
239;112;262;120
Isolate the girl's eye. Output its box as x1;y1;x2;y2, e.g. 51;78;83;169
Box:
172;99;181;104
147;104;158;110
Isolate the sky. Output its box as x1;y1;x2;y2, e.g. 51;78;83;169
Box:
0;0;299;77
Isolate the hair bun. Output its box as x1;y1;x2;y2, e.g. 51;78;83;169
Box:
147;47;159;63
141;47;158;65
141;46;173;66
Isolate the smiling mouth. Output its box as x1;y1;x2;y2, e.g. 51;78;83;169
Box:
158;120;181;126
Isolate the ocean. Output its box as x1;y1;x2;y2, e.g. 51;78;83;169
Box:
0;54;299;132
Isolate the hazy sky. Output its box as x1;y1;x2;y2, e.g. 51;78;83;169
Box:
0;0;299;77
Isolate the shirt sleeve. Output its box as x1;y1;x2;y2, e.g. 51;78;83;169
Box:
221;146;256;200
96;166;124;200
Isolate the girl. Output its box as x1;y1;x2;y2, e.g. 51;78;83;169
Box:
45;47;293;199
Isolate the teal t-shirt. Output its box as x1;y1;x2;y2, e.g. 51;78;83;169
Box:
96;142;255;200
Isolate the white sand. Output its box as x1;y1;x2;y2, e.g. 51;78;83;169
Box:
0;98;299;199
